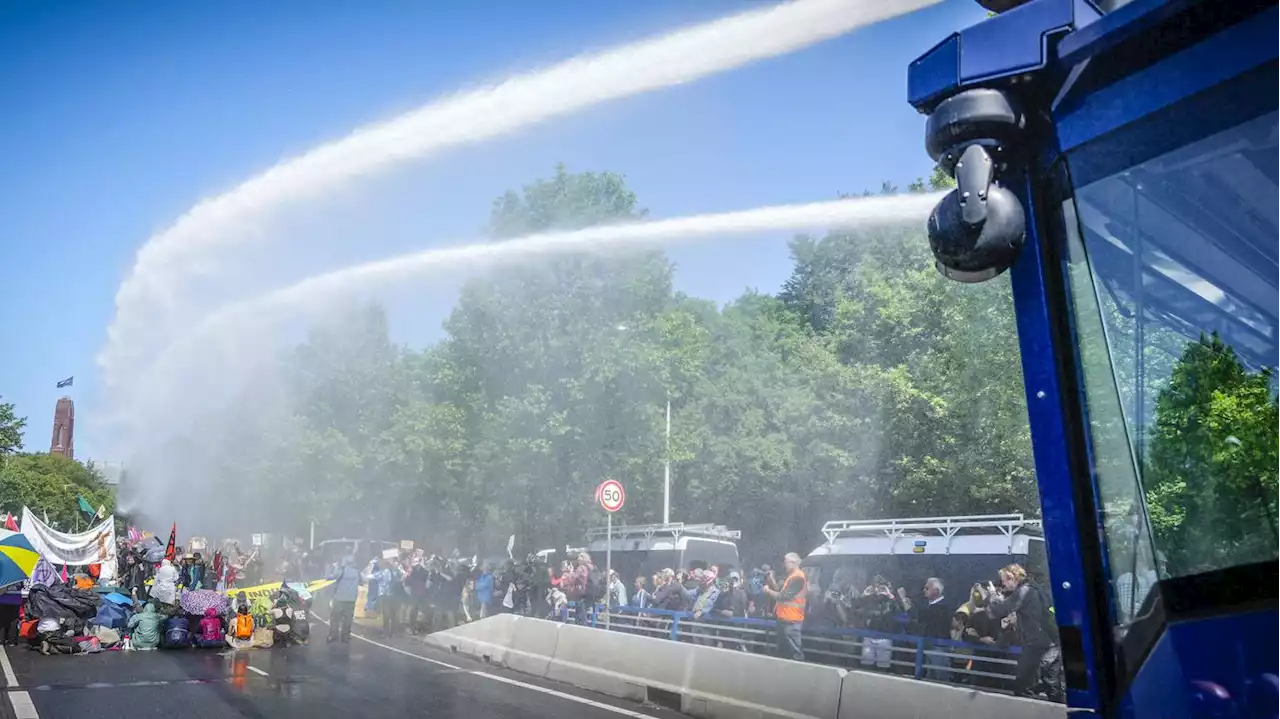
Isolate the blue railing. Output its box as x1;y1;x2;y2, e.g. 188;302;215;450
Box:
561;602;1021;688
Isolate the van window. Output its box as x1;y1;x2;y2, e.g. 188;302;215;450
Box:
681;539;740;573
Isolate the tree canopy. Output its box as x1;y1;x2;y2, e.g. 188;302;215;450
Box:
0;453;115;531
0;397;24;457
1145;334;1279;575
209;165;1040;561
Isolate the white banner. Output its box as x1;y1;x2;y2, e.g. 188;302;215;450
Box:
20;507;117;582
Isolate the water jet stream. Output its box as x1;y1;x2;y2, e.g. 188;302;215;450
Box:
120;192;941;430
97;0;942;393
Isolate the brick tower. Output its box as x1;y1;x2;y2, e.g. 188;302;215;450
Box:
50;396;75;459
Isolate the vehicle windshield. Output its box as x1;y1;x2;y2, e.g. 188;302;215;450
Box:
1062;109;1279;629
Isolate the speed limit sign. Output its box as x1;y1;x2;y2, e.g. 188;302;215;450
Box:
597;479;625;513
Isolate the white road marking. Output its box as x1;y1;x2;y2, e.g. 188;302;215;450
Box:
313;616;658;717
247;666;269;677
0;647;39;719
9;691;38;719
0;645;18;686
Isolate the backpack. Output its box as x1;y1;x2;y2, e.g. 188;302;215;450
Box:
1031;584;1060;644
586;567;606;603
235;612;254;640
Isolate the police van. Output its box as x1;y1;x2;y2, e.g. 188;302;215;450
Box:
581;522;742;583
802;514;1048;603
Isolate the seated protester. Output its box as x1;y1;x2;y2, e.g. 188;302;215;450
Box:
196;608;224;648
290;596;311;644
227;604;255;649
127;603;164;650
161;615;191;649
270;596;298;645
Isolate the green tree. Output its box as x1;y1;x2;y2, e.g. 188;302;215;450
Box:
0;397;24;457
0;453;115;530
1144;334;1279;575
262;165;1040;565
435;164;674;550
777;179;1036;520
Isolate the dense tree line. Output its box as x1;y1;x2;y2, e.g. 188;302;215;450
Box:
210;164;1045;562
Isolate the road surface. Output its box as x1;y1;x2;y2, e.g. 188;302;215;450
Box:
0;615;682;719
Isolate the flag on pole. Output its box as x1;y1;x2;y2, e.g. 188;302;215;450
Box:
127;526;141;543
76;496;95;522
56;377;74;389
95;505;106;521
76;491;96;519
164;522;177;561
2;514;16;532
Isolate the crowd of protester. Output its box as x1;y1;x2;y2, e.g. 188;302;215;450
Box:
337;544;1064;703
15;538;311;656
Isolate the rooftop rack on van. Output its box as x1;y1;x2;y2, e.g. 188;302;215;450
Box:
585;522;741;543
819;514;1042;554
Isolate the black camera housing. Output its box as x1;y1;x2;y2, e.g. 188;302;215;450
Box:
923;88;1027;283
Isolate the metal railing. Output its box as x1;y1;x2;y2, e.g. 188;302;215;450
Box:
561;603;1021;692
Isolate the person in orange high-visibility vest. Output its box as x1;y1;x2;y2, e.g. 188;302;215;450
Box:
763;552;807;661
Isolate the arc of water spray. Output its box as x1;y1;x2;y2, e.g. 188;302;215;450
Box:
98;0;943;392
112;191;943;440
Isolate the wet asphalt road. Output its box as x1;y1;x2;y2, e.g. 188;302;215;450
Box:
0;615;681;719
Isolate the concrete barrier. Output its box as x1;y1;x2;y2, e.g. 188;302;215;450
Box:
683;643;846;719
506;615;563;677
424;617;1065;719
545;623;693;703
423;612;519;666
838;669;1065;719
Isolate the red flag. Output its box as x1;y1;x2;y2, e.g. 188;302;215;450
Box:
60;564;68;583
3;514;17;532
164;522;177;562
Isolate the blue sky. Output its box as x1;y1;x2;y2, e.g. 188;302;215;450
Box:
0;0;987;459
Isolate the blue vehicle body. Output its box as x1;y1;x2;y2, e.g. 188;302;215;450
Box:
908;1;1277;716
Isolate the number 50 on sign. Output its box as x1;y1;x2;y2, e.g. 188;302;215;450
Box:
596;479;625;512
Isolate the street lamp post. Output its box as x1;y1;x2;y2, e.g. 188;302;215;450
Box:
663;398;671;525
616;323;673;525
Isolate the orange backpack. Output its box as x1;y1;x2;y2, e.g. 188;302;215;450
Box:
235;612;254;640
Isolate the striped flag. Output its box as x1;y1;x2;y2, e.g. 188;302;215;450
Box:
56;376;74;389
127;526;142;543
164;522;177;561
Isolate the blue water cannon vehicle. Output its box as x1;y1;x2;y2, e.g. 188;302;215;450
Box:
907;0;1276;716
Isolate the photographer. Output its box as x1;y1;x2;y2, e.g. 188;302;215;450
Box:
981;563;1061;700
824;568;857;629
856;575;908;670
746;565;772;618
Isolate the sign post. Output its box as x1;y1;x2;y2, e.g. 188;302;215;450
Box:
595;479;625;630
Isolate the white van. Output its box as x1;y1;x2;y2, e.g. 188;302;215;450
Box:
802;514;1049;601
582;522;742;582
